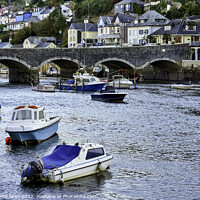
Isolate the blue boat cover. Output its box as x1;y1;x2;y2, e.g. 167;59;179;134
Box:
42;145;81;169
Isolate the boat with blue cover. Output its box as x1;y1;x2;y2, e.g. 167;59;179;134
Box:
21;143;113;184
59;72;106;91
5;105;60;144
91;86;127;102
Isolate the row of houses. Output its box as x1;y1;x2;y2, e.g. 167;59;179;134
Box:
0;4;72;32
68;9;200;48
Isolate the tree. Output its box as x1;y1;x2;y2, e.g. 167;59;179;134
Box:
12;27;35;44
33;6;67;41
162;33;171;44
146;34;156;43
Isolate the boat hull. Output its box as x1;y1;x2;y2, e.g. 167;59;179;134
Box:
171;84;193;90
44;155;112;183
32;85;56;92
60;83;105;91
6;118;60;143
91;93;127;102
109;82;132;89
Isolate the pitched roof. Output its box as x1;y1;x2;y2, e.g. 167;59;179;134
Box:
128;10;169;27
116;14;136;23
26;16;40;23
36;43;54;48
41;9;52;15
115;0;144;5
26;36;56;44
151;19;200;36
0;42;10;48
70;23;98;31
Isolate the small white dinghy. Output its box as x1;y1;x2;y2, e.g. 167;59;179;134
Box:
21;142;113;184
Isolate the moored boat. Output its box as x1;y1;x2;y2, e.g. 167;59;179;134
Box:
59;72;106;91
109;75;133;89
32;84;56;92
0;67;9;74
91;86;127;102
21;142;112;184
170;83;193;90
5;105;60;144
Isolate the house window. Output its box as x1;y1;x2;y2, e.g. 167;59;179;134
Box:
164;26;171;31
129;30;131;36
139;39;143;44
186;25;196;31
140;20;145;23
139;30;143;35
117;27;120;33
133;30;137;36
101;28;103;34
144;29;148;34
174;36;181;43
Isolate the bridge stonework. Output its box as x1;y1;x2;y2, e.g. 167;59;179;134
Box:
0;44;191;83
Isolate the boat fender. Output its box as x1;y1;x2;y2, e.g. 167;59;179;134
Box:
97;162;107;172
59;171;64;184
5;137;12;145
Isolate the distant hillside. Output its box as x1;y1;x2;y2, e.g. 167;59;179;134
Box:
2;0;200;21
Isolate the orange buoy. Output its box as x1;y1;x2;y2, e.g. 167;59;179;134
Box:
28;105;38;109
5;137;12;145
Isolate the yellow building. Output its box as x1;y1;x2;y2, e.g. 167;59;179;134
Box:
151;19;200;45
68;22;98;48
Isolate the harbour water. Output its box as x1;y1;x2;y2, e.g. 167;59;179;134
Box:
0;76;199;200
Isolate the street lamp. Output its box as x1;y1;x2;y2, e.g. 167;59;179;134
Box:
59;29;62;49
84;19;88;48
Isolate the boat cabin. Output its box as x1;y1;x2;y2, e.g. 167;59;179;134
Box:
11;105;45;122
73;73;101;84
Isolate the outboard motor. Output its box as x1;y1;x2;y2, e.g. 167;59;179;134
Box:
21;158;44;184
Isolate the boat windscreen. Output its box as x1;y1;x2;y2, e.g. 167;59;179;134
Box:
42;145;81;169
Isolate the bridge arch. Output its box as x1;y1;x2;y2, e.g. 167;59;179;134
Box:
141;58;180;69
0;56;34;83
0;56;32;69
94;58;135;70
141;58;183;82
38;57;85;78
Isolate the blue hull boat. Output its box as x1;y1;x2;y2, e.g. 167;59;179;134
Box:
5;105;60;144
8;120;59;143
60;83;105;91
59;72;106;91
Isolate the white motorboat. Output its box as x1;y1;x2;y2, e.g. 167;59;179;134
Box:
5;105;60;144
170;84;193;90
46;67;60;76
21;142;113;184
109;75;133;89
32;84;56;92
0;67;9;74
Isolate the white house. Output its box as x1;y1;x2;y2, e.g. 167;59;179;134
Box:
97;14;136;45
60;4;73;22
127;10;170;45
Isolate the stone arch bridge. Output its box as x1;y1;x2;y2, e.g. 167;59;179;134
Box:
0;44;191;83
